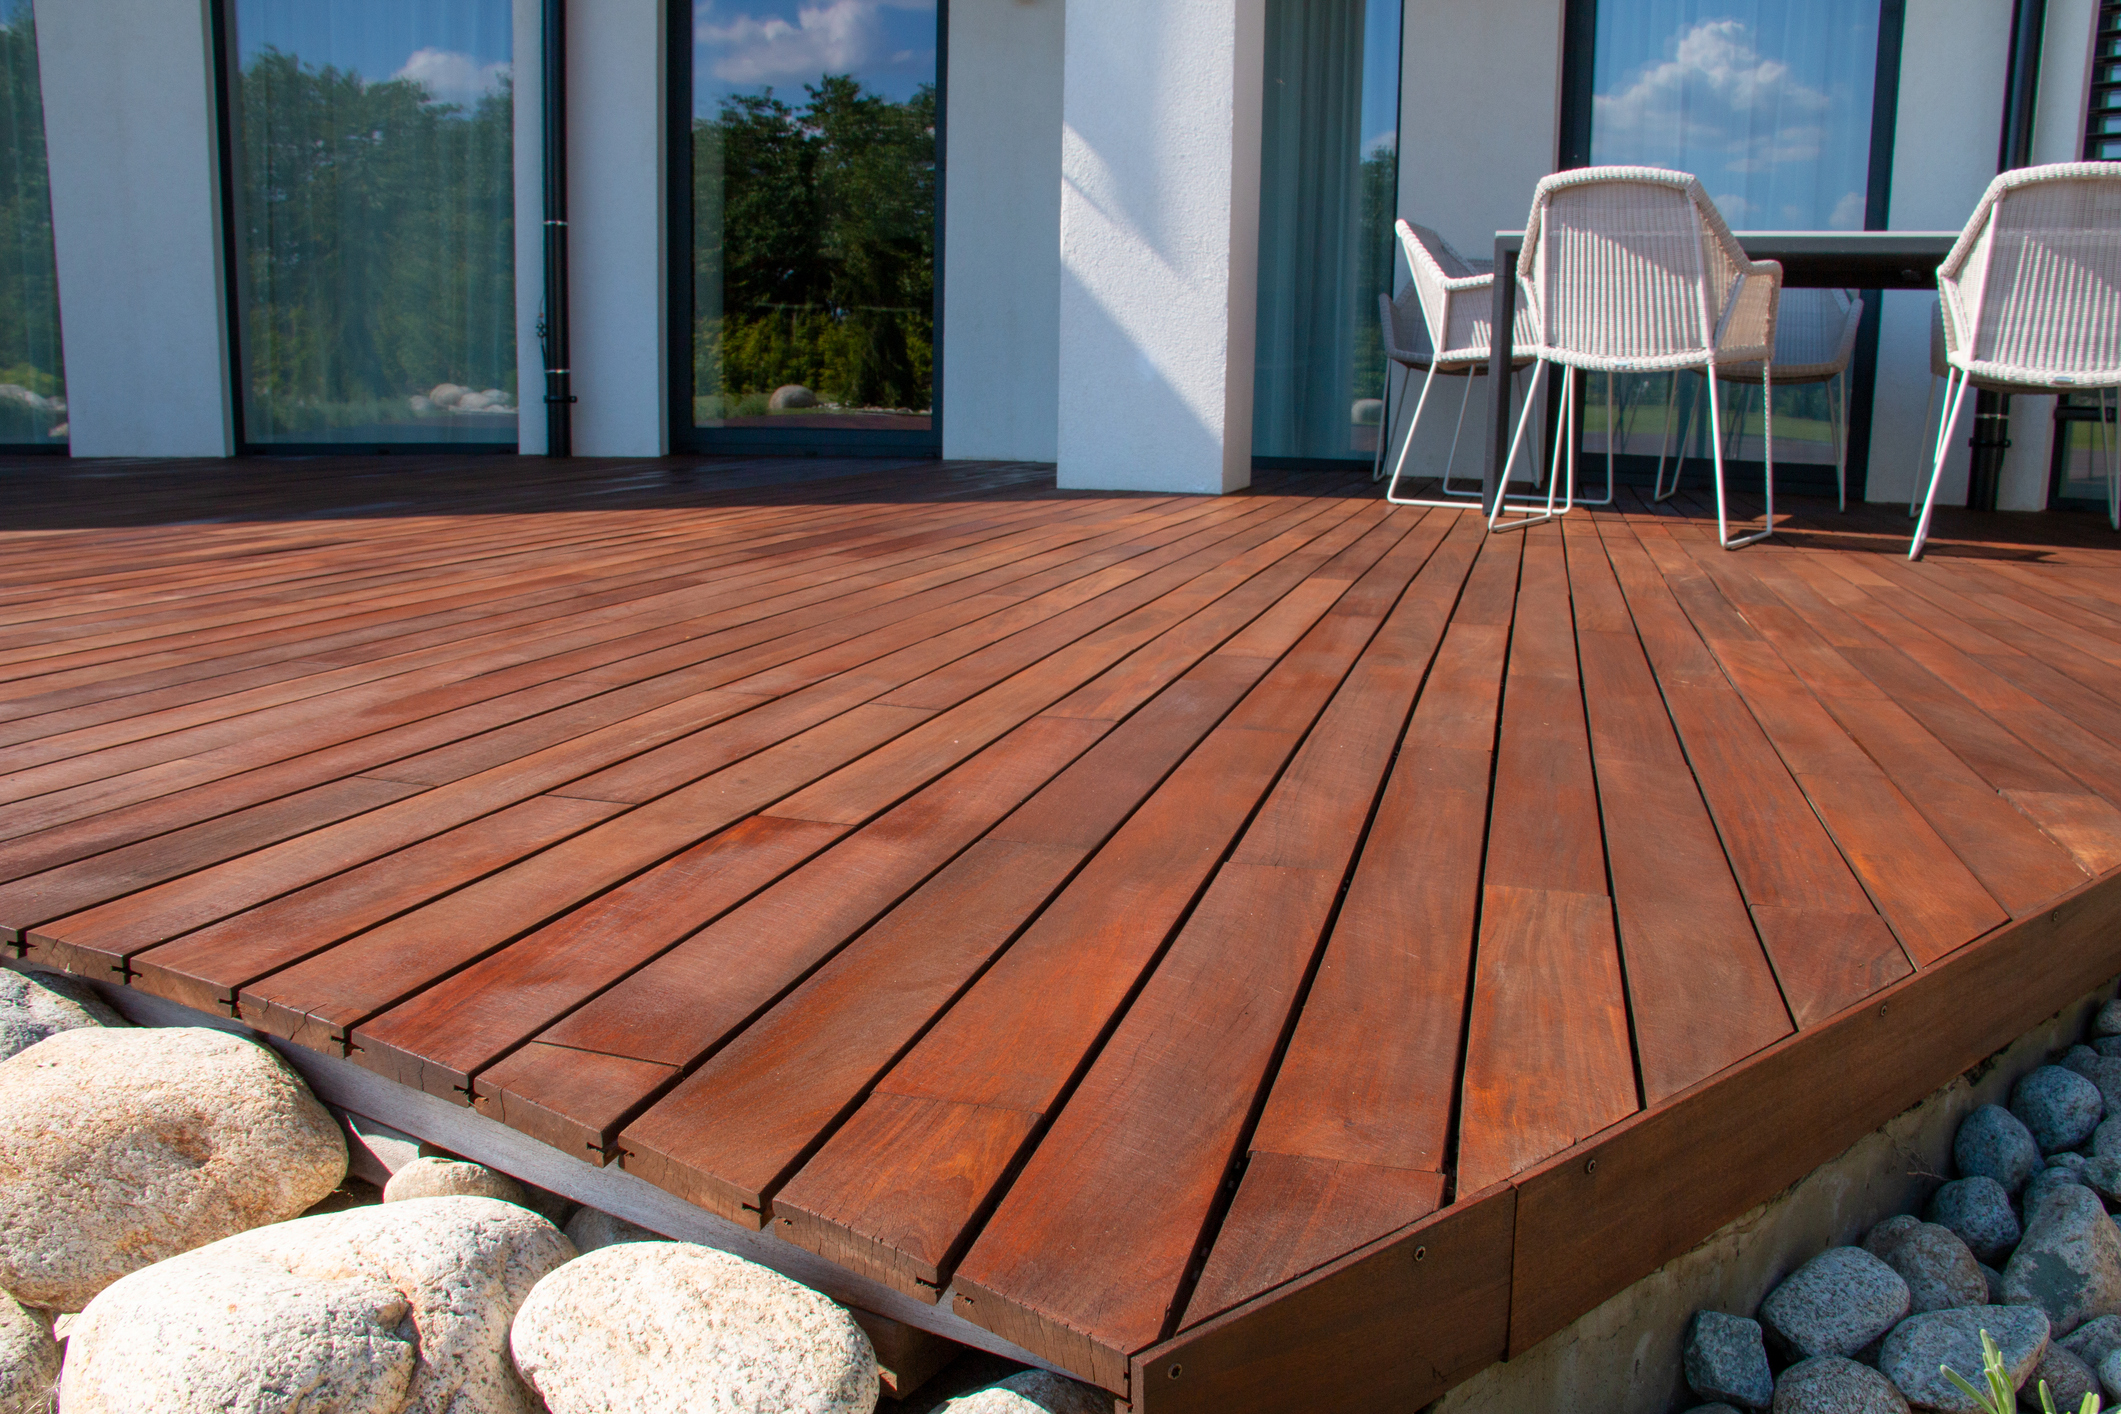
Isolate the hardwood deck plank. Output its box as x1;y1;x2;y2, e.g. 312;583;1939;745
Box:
1454;523;1638;1196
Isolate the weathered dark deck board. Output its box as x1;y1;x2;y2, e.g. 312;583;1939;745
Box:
6;452;2121;1406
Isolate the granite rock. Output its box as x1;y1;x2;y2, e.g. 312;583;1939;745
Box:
2095;1000;2121;1039
0;1026;345;1309
2066;1046;2121;1119
2028;1165;2092;1223
562;1206;661;1253
2097;1037;2121;1061
2026;1342;2099;1412
60;1195;572;1414
509;1241;877;1414
1685;1310;1773;1409
1760;1247;1911;1361
1877;1305;2047;1412
0;970;121;1065
1770;1357;1909;1414
2003;1184;2121;1336
1865;1215;1924;1260
0;1287;58;1414
2094;1118;2121;1162
2063;1313;2121;1368
1880;1222;1989;1314
940;1371;1112;1414
2013;1066;2105;1154
1930;1177;2024;1266
384;1156;528;1209
1956;1104;2043;1194
1981;1262;2006;1304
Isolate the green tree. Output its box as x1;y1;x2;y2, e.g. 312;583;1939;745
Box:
0;1;65;442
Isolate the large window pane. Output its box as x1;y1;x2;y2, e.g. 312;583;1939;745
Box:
0;0;63;445
1583;1;1881;472
690;1;938;435
227;0;515;446
1252;0;1401;462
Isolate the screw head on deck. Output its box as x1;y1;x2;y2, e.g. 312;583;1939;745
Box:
1585;1158;1598;1175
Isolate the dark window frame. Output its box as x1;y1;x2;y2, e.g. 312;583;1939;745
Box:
2049;0;2121;511
209;0;520;457
1554;0;1907;503
666;0;947;459
0;2;68;454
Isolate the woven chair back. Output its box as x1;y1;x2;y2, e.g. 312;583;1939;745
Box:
1953;166;2121;385
1527;172;1735;367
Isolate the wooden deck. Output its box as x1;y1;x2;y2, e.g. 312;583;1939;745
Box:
6;452;2121;1409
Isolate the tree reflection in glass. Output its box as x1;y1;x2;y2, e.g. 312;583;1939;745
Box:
227;0;514;445
0;0;65;445
691;0;937;430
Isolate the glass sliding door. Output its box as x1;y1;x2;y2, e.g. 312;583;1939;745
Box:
682;0;940;448
222;0;515;448
1579;0;1884;480
1252;0;1402;464
0;0;64;446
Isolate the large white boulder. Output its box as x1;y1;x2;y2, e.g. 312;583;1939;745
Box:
61;1195;573;1414
0;1287;59;1414
383;1156;527;1208
0;1026;345;1310
0;969;123;1064
941;1370;1110;1414
510;1241;878;1414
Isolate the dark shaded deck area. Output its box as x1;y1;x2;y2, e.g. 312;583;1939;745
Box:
4;452;2120;1409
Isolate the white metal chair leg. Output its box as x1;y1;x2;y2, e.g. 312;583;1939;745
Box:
1710;359;1773;550
1652;374;1685;500
1910;368;1973;560
1383;363;1439;505
1575;369;1615;507
1438;371;1481;496
1912;374;1942;516
1488;360;1558;532
1370;363;1407;482
1831;372;1847;513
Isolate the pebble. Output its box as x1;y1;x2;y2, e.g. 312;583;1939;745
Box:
0;1287;59;1414
2084;1155;2121;1205
2012;1066;2105;1154
1877;1222;1987;1313
1684;1310;1772;1410
1955;1104;2042;1193
2104;1346;2121;1405
0;1026;345;1310
1863;1214;1923;1260
2093;1117;2121;1161
508;1241;877;1414
2096;1036;2121;1061
1928;1176;2024;1266
2003;1184;2121;1336
1876;1305;2048;1413
0;969;122;1064
1759;1247;1910;1361
1770;1356;1909;1414
2028;1164;2092;1221
385;1156;529;1209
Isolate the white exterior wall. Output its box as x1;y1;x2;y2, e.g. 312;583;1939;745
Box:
35;0;232;458
940;0;1065;464
1391;0;1566;485
514;0;546;456
1864;0;2015;507
1055;0;1266;494
567;0;666;457
1996;0;2100;510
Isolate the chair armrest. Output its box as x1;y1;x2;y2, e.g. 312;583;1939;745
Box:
1714;259;1782;363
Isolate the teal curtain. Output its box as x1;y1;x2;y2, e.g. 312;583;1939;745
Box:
0;0;64;445
228;0;515;445
1253;0;1399;462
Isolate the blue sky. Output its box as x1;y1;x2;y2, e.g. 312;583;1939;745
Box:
692;0;938;115
1590;1;1881;228
232;0;513;107
1362;0;1401;155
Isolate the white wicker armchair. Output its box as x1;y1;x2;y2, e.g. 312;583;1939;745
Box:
1502;166;1783;546
1660;288;1864;511
1910;162;2121;558
1377;220;1535;508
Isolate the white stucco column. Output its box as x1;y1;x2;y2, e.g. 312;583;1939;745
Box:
940;0;1065;464
1055;0;1266;494
35;0;233;457
1864;0;2014;507
567;0;666;457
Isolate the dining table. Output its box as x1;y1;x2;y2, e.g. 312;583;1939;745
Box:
1479;229;1962;516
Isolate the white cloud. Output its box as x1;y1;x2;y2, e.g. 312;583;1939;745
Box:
696;0;932;84
1592;20;1832;178
394;48;509;107
1828;190;1865;230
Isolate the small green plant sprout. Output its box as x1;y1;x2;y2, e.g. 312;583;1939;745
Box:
1941;1329;2103;1414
